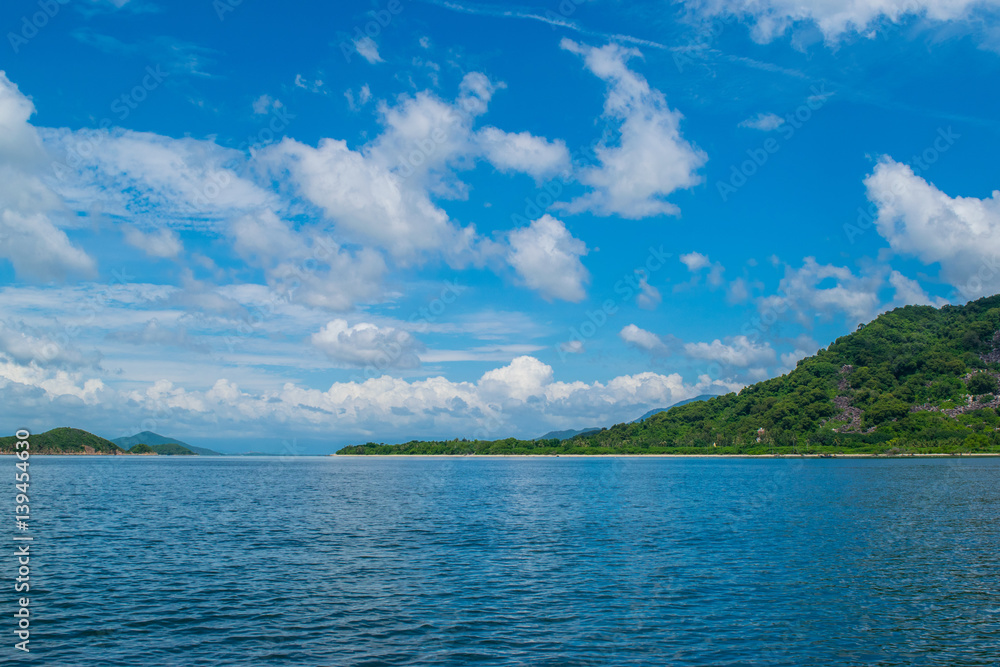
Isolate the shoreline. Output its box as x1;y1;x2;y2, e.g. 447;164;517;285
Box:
3;452;999;459
330;452;1000;459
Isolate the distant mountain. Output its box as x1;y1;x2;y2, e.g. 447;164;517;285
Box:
0;427;124;455
536;427;602;441
112;431;221;456
632;395;720;422
147;443;196;456
535;396;719;441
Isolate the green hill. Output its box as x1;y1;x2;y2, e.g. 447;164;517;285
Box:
631;394;719;422
113;431;220;456
0;427;125;455
148;443;197;455
338;296;1000;456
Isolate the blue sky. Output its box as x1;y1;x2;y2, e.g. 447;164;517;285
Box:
2;0;999;452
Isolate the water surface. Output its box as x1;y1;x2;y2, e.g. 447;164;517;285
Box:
4;456;999;665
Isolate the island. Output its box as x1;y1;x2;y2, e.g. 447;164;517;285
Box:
0;428;203;456
337;296;1000;456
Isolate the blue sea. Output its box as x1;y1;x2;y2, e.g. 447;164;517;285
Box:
4;456;999;666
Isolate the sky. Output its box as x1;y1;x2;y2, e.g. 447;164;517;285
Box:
1;0;999;453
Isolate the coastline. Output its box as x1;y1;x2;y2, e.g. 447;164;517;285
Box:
4;452;999;458
331;452;1000;459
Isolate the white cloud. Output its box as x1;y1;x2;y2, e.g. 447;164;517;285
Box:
762;257;884;325
778;334;820;371
684;335;777;367
558;40;707;218
888;270;949;308
272;135;473;262
252;94;281;115
0;72;96;281
0;352;739;443
507;215;589;302
230;210;387;311
685;0;1000;43
42;127;273;228
354;36;384;64
620;324;670;354
475;127;570;179
123;226;183;259
0;320;99;369
311;319;423;369
864;157;1000;299
678;251;725;289
739;112;784;131
680;251;711;272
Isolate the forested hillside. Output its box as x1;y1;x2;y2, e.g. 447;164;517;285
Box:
339;296;1000;455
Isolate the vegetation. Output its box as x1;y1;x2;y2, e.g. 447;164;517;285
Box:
129;443;156;454
338;295;1000;456
0;428;125;455
149;443;197;455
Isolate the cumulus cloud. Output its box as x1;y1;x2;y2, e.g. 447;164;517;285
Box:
888;270;949;308
683;335;777;368
620;324;671;354
311;319;423;369
0;72;96;281
507;215;589;302
678;251;725;289
557;40;707;218
680;251;711;272
270;73;551;265
230;210;387;311
760;257;884;325
0;353;740;444
475;127;570;179
684;0;1000;43
270;136;473;262
864;157;1000;299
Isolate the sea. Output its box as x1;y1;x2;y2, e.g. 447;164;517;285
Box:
4;455;999;666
